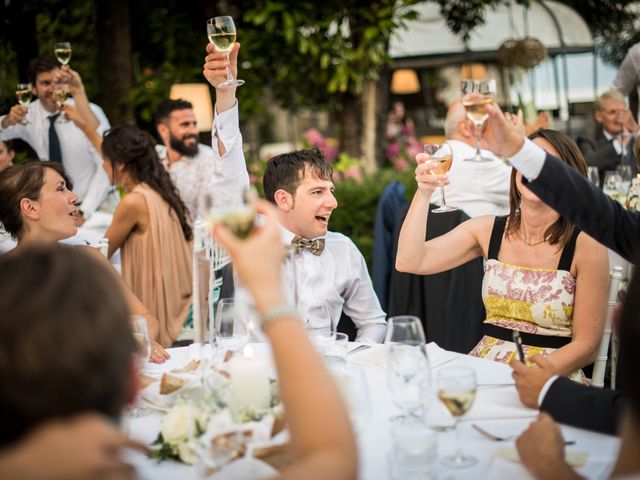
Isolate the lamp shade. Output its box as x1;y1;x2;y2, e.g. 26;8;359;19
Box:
460;64;488;80
169;83;214;132
390;69;421;94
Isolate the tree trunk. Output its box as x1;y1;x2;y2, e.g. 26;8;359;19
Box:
96;0;133;125
338;92;362;159
361;80;377;173
376;68;391;169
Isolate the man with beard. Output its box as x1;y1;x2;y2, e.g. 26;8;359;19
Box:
154;96;248;219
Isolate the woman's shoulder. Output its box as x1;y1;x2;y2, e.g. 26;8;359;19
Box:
114;189;148;219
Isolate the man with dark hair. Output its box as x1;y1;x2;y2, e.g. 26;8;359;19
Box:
154;92;248;219
0;55;110;224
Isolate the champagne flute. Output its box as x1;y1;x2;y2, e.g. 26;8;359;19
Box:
206;16;245;88
437;366;477;468
385;316;431;422
52;84;70;123
424;142;456;213
129;315;153;417
54;42;72;66
16;83;32;125
461;79;496;162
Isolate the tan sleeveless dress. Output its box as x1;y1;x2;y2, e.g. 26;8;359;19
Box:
120;183;192;347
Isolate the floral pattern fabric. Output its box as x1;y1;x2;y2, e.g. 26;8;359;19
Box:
469;259;584;382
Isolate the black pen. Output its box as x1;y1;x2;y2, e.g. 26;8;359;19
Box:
512;330;525;362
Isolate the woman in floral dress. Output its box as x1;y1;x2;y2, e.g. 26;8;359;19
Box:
397;129;609;381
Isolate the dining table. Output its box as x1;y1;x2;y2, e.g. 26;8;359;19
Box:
125;342;620;479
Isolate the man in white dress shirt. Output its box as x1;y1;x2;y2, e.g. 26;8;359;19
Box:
0;55;110;223
203;45;386;343
155;99;249;219
432;100;511;217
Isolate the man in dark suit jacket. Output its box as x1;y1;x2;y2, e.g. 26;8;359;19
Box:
577;90;639;184
476;99;640;435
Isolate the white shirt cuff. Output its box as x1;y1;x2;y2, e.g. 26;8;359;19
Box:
212;100;240;152
508;137;546;181
538;375;559;407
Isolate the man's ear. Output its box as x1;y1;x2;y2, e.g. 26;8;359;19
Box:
156;123;169;143
19;198;39;221
273;189;293;211
594;110;603;125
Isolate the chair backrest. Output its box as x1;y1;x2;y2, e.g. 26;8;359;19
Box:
591;265;624;388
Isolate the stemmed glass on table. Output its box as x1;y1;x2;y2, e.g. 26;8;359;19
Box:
15;83;32;124
385;315;431;422
129;315;153;417
437;366;477;468
206;16;245;88
461;78;496;162
424;142;456;213
214;298;250;357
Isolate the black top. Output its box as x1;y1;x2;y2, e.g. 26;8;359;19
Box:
487;215;580;272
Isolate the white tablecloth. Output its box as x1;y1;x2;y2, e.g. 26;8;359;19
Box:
127;343;619;480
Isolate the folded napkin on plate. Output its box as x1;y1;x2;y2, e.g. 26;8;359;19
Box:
494;446;588;467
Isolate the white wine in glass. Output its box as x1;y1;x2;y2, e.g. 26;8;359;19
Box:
206;16;245;88
54;42;72;66
424;142;457;213
461;79;496;162
438;367;477;468
16;83;32;125
203;186;257;239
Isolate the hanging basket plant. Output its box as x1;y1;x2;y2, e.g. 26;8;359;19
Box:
497;37;547;69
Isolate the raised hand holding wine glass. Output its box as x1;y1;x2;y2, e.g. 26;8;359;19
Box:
461;79;496;162
423;142;456;213
206;16;244;88
15;83;32;125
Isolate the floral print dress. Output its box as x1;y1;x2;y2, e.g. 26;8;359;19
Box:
468;217;585;382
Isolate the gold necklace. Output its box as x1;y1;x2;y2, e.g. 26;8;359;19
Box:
518;228;550;247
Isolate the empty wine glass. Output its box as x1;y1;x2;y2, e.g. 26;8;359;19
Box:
54;42;72;66
15;83;32;125
385;316;430;422
424;142;457;213
214;298;249;356
617;164;633;193
306;303;336;354
206;16;245;88
129;315;153;417
437;366;477;468
461;79;496;162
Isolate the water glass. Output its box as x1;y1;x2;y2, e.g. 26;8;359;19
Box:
617;164;633;193
388;420;437;479
214;298;249;356
325;332;349;366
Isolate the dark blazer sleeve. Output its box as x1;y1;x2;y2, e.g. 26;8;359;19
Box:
583;141;619;172
541;377;624;435
522;153;640;263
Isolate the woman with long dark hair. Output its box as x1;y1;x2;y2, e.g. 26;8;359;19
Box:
397;129;609;381
97;125;193;347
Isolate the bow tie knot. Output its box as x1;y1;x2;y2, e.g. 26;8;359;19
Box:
291;236;325;256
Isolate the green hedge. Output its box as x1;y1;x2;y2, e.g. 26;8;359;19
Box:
330;168;417;267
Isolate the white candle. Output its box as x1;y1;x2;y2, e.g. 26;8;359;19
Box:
229;345;271;412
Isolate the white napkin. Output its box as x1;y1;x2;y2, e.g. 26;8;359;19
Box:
348;342;458;370
211;457;278;480
465;388;538;421
493;446;588;467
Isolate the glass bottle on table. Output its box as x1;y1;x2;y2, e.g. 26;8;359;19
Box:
461;78;496;162
424;142;456;213
206;16;245;88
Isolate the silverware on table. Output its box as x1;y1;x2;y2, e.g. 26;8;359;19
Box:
472;423;575;445
347;345;372;355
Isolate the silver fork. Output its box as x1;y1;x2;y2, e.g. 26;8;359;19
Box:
472;423;575;445
472;424;517;442
347;345;371;355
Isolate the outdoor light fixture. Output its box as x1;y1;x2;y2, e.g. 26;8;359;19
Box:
169;83;214;133
390;69;421;94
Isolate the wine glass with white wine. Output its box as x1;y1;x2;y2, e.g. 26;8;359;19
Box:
202;185;258;240
54;42;72;66
424;142;457;213
461;79;496;162
206;16;245;88
437;366;477;468
16;83;32;124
